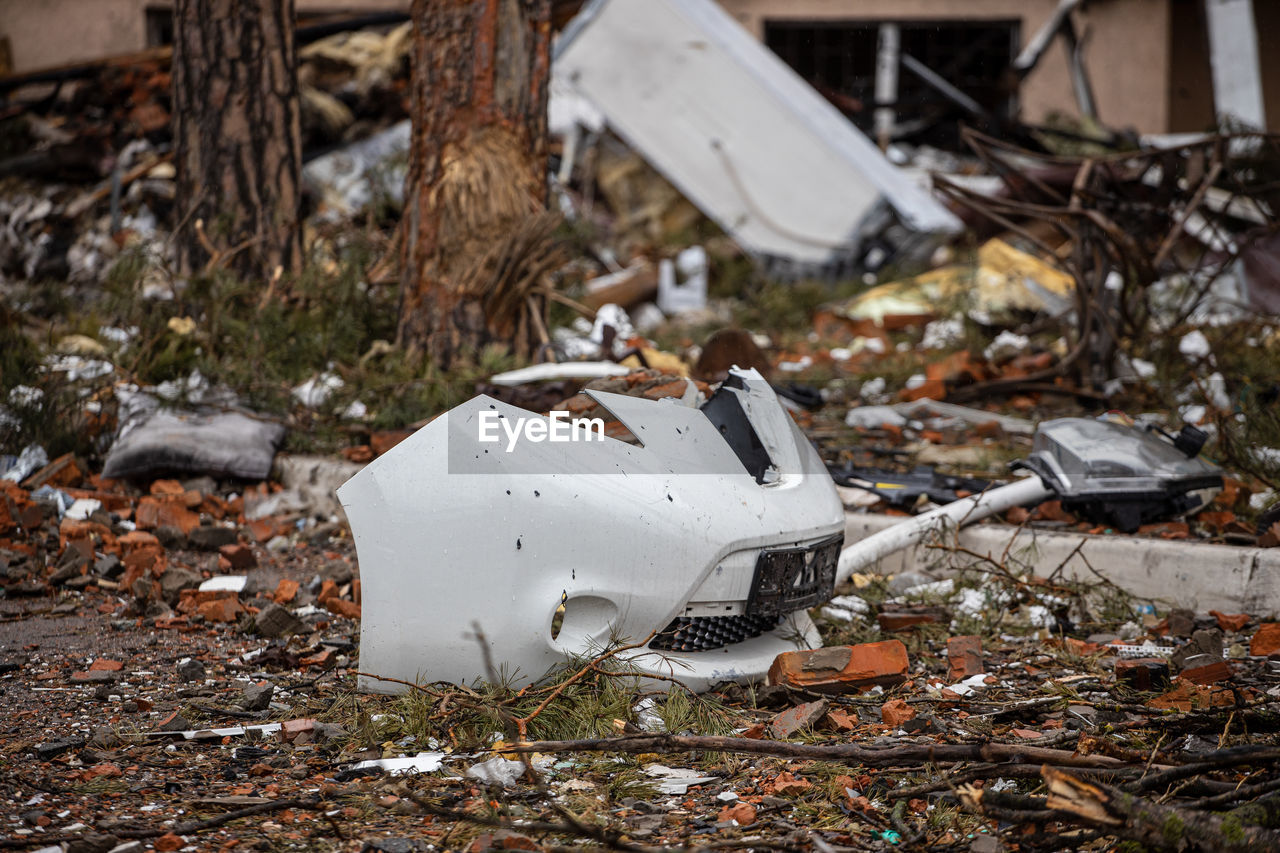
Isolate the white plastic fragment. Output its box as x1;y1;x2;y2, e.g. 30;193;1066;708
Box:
351;752;448;776
643;765;719;795
947;672;994;698
65;498;102;521
489;362;632;386
293;371;344;408
633;697;665;732
199;575;248;593
844;405;908;430
820;594;872;624
465;756;527;787
1179;330;1211;359
983;330;1029;363
2;444;48;483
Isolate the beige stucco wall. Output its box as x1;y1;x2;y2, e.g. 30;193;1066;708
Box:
716;0;1175;133
0;0;409;74
1;0;148;74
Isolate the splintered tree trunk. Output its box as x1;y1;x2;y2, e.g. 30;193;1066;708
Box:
399;0;552;368
172;0;302;281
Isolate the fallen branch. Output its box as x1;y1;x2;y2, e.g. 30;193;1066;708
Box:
1128;746;1280;793
1041;765;1280;851
507;733;1162;770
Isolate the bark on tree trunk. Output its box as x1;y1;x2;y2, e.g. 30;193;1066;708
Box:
398;0;553;368
172;0;303;281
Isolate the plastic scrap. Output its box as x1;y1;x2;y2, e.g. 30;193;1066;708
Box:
198;575;248;593
350;752;448;776
489;362;633;386
2;444;48;483
643;765;720;795
465;756;526;787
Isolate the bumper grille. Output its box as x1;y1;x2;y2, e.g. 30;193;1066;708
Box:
650;614;782;652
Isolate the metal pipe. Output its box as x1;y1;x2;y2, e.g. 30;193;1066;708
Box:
836;475;1055;584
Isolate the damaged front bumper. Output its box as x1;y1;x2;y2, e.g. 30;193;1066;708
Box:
338;368;844;693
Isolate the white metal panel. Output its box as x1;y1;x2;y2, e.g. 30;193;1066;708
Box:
554;0;960;267
1204;0;1266;130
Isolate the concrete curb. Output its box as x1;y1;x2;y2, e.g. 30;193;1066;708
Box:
843;513;1280;616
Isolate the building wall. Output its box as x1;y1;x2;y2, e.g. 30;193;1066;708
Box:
716;0;1175;134
0;0;409;74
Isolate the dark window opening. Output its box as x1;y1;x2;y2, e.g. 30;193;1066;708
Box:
764;19;1020;148
145;7;174;48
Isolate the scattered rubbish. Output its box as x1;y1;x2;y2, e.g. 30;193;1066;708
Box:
835;238;1074;326
465;757;527;788
643;765;719;795
657;246;709;315
302;120;410;220
102;392;286;481
829;464;991;511
2;445;48;483
489;362;633;387
351;752;448;776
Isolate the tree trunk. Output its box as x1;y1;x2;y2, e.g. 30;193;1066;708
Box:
172;0;303;281
398;0;553;369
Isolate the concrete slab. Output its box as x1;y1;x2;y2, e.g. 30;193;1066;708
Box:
843;513;1280;616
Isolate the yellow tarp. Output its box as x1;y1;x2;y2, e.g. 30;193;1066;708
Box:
839;239;1076;325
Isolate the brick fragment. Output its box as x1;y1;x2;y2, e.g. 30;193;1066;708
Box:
767;641;909;694
1115;658;1171;691
768;699;828;738
135;496;200;535
1180;660;1232;685
1251;623;1280;657
197;596;245;623
1210;611;1249;633
274;578;299;604
218;543;257;570
88;659;123;672
321;596;361;620
947;635;984;681
880;698;916;727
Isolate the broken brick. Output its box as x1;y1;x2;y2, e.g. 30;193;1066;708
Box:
1180;660;1233;685
135;496;200;536
770;771;813;796
197;596;245;623
767;641;909;694
274;578;299;603
946;635;983;681
1115;658;1171;691
299;649;335;669
768;699;828;738
823;708;858;732
718;802;757;826
154;833;183;853
1210;610;1250;633
218;543;257;570
149;479;185;496
877;610;940;631
321;596;360;620
88;659;123;672
280;718;317;743
1251;623;1280;657
880;698;916;727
